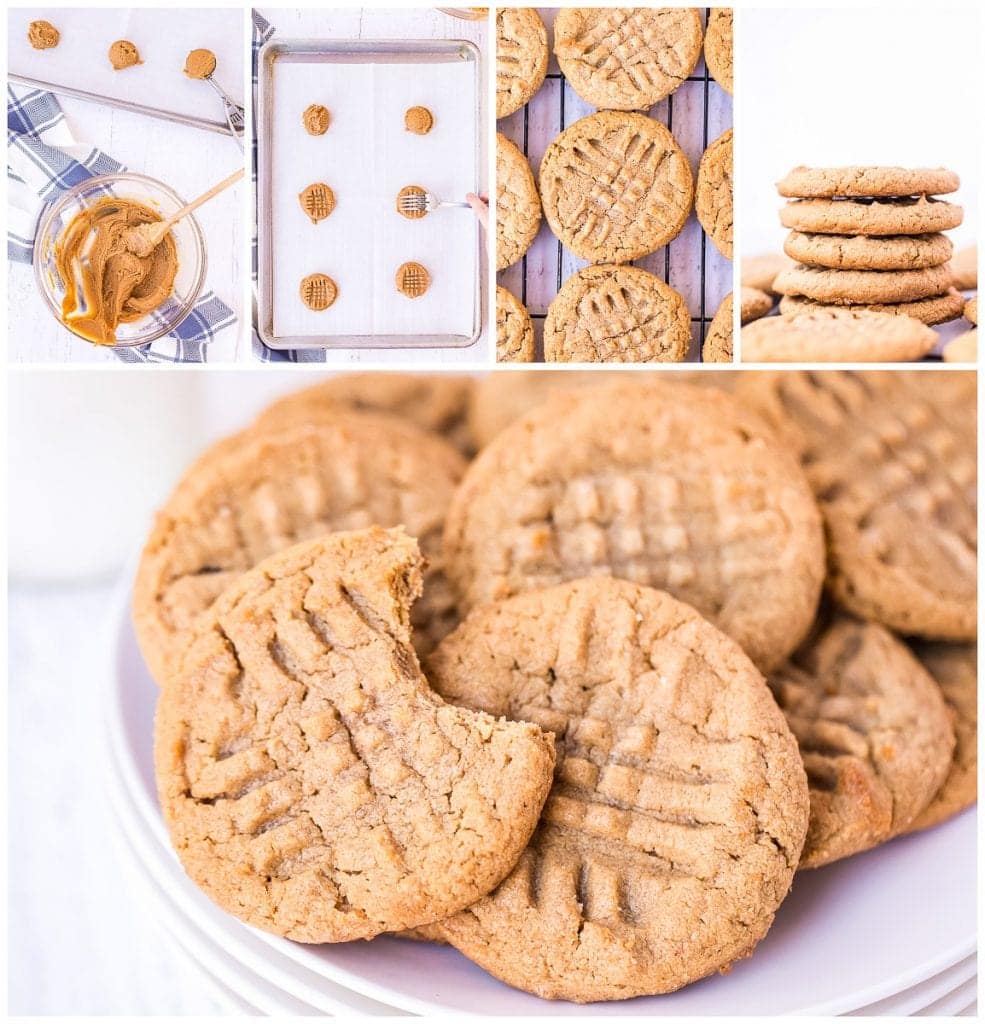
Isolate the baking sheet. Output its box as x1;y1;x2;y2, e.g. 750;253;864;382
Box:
8;8;244;130
263;44;479;346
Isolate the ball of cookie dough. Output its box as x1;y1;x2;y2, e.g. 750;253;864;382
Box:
404;106;434;135
302;103;330;136
109;40;142;71
28;20;60;50
183;48;216;79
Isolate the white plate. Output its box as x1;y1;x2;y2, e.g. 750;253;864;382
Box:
108;580;976;1015
847;957;977;1016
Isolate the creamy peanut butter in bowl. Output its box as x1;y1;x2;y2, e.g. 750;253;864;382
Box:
34;173;207;347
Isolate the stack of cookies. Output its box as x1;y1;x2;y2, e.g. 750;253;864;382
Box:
137;371;977;1005
773;165;965;325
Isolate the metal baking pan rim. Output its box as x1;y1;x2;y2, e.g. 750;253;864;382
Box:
256;37;482;351
8;73;236;136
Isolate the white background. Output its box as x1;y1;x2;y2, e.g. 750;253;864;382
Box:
739;6;980;257
6;8;248;363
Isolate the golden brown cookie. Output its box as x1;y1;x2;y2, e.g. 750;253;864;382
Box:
965;296;978;324
742;309;937;363
741;253;795;294
539;111;693;264
155;527;556;943
302;103;330;136
774;263;955;305
404;106;433;134
496;286;535;362
395;262;430;298
777;165;960;199
28;20;59;49
496;7;549;118
942;329;977;364
298;183;336;224
783;231;954;271
779;196;963;236
300;273;338;311
704;8;733;95
133;411;468;683
702;292;733;362
741;287;773;323
253;374;475;457
769;615;954;869
553;7;703;110
109;40;141;70
778;289;965;326
543;265;690;362
735;371;977;640
696;129;733;259
496;132;541;270
907;642;977;832
425;577;809;1002
951;245;978;290
444;379;825;672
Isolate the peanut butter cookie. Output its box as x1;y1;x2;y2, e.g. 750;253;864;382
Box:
395;261;430;298
155;527;556;942
780;196;963;236
300;273;338;311
496;8;549;119
783;231;953;271
496;133;541;270
543;265;690;362
425;577;809;1001
539;111;693;264
109;40;142;70
302;103;330;136
741;252;795;294
133;411;467;683
769;615;954;869
778;289;965;326
28;20;59;49
777;165;960;199
965;296;978;324
942;329;977;363
298;183;336;224
553;7;703;110
253;374;475;456
404;106;433;135
741;286;773;323
951;245;977;290
907;642;977;832
696;129;733;259
773;263;955;305
444;379;825;672
742;309;937;363
496;286;535;362
702;292;733;362
704;8;733;95
736;371;977;639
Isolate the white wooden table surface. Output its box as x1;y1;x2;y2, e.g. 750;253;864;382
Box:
498;7;733;362
7;17;248;365
256;6;491;367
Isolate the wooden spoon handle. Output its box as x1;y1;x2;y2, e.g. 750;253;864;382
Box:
162;167;245;230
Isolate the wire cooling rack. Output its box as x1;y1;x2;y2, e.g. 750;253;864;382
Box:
497;8;733;361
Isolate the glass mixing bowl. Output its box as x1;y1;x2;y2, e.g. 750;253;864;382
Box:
33;172;207;348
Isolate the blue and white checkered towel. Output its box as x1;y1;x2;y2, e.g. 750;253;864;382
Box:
8;85;237;363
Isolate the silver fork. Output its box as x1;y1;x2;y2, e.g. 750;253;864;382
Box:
204;74;245;149
397;189;471;215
